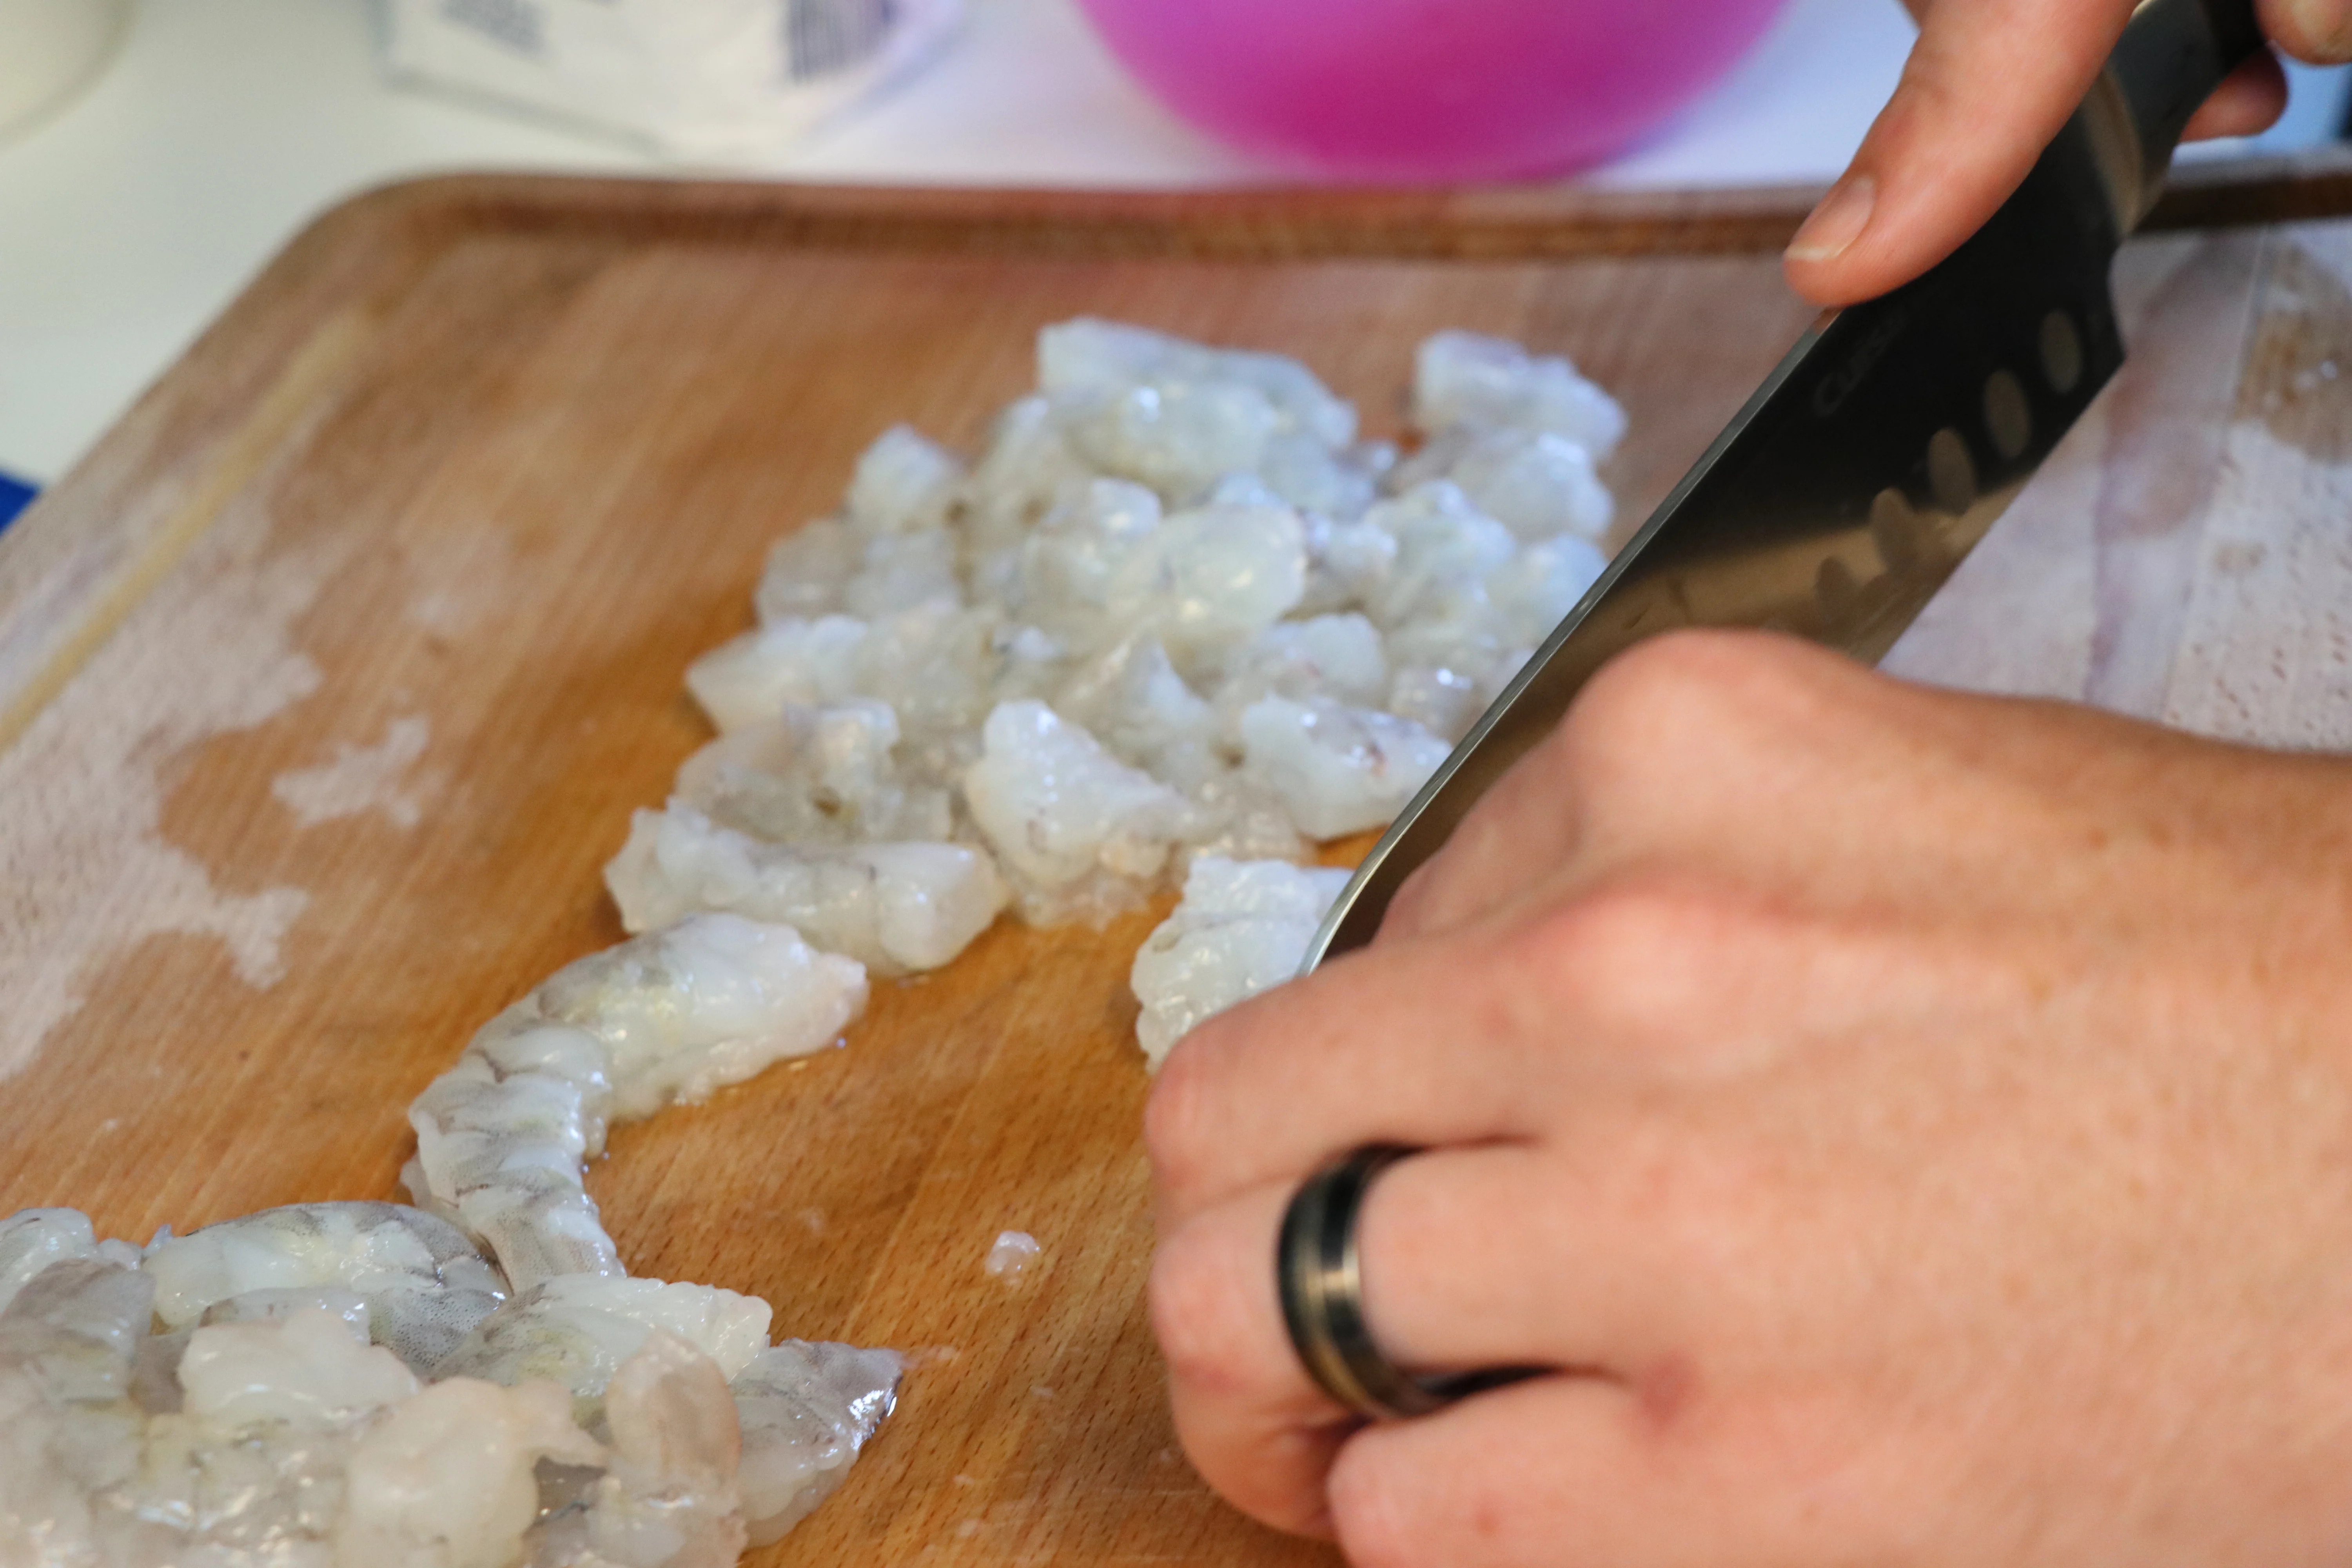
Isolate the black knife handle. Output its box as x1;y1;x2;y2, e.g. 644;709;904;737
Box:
2100;0;2266;223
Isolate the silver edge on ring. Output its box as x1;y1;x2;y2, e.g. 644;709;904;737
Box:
1276;1143;1450;1422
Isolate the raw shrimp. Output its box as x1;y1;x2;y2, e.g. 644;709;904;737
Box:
142;1201;508;1376
0;1209;141;1316
519;913;866;1125
0;1259;774;1568
671;700;953;847
730;1341;903;1546
407;914;867;1292
433;1275;773;1426
1236;698;1452;840
652;318;1622;950
605;805;1007;977
1411;328;1628;458
5;318;1632;1567
962;701;1197;924
1129;857;1354;1069
1;903;900;1566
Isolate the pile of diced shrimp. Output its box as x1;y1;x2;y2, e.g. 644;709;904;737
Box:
0;321;1623;1567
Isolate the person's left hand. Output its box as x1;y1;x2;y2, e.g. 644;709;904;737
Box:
1146;631;2352;1568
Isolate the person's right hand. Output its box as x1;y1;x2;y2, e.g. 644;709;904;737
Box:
1785;0;2349;308
1148;631;2352;1568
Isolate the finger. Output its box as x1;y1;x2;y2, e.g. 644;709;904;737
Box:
1325;1374;1855;1568
1353;1142;1686;1376
1428;633;1883;935
2180;48;2289;139
1325;1377;1667;1568
1146;929;1569;1220
1379;713;1584;943
1385;629;1855;946
1329;1369;1916;1568
1153;1181;1352;1537
2259;0;2352;63
1786;0;2134;305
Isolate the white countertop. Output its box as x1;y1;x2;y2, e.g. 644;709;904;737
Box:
0;0;2342;486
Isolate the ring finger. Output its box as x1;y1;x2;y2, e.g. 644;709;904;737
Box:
1154;1147;1682;1530
1353;1141;1686;1377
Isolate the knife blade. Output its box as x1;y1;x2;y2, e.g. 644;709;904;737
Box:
1301;0;2264;971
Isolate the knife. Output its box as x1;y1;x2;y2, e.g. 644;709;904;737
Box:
1301;0;2265;971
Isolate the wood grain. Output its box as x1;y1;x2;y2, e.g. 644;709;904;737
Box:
1;172;2348;1566
1882;218;2352;750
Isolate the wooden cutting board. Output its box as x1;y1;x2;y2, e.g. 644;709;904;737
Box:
4;164;2352;1566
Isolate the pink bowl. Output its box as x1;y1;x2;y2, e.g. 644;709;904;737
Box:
1075;0;1791;183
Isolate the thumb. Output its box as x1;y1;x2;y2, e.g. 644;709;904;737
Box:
2258;0;2352;64
1784;0;2135;306
1788;0;2305;307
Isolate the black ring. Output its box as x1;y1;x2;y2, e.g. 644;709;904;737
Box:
1276;1144;1543;1422
1276;1144;1436;1420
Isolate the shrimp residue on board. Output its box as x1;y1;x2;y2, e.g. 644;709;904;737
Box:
271;715;432;829
983;1230;1042;1281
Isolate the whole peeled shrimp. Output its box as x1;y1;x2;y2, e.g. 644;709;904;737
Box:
406;913;868;1293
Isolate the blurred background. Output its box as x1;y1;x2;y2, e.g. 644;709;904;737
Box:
1;0;2345;520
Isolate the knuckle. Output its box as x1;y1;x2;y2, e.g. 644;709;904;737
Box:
1613;873;1749;947
1531;876;1724;981
1573;628;1742;731
1568;630;1839;767
1504;877;1760;1042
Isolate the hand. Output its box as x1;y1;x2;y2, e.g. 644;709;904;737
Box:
1147;631;2352;1568
1784;0;2351;307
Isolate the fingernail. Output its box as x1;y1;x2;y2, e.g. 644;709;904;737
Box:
1787;174;1877;263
